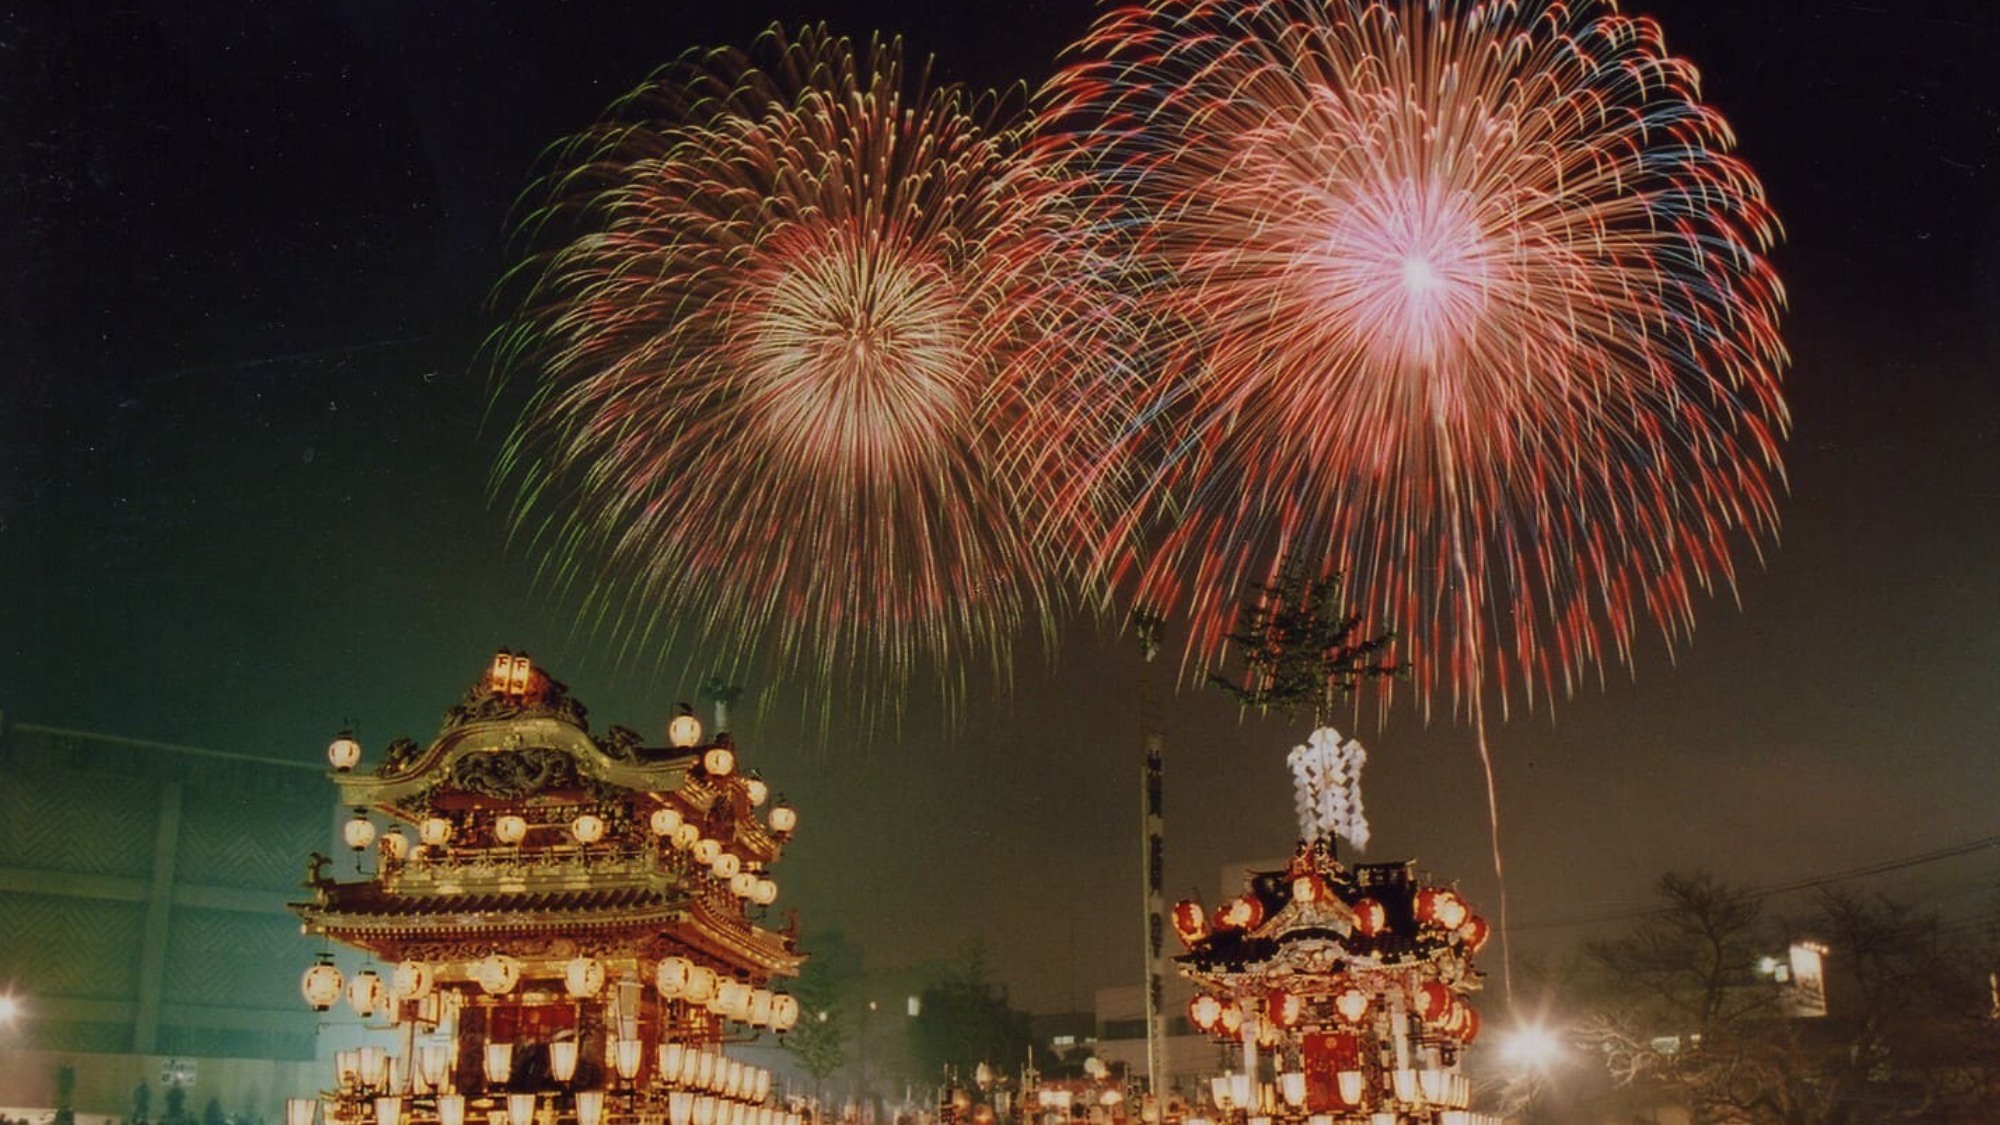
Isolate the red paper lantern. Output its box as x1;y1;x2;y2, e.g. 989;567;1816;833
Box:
1414;980;1453;1023
1188;993;1223;1033
1266;989;1304;1028
1442;1000;1469;1036
1459;1004;1482;1043
1417;887;1469;930
1290;873;1327;904
1459;914;1491;952
1414;887;1441;926
1218;998;1245;1038
1434;890;1469;930
1332;986;1370;1024
1351;897;1387;936
1217;894;1266;932
1172;900;1210;949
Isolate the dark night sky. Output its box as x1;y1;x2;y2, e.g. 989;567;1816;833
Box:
3;0;1998;1014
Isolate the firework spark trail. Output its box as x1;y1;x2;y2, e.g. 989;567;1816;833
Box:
1041;0;1789;989
491;26;1132;715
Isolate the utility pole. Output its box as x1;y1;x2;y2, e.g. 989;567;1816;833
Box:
1134;609;1168;1101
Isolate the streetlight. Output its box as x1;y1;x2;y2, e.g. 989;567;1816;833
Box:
1497;1023;1565;1072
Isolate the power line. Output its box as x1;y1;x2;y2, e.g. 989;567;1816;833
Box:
1513;835;2000;935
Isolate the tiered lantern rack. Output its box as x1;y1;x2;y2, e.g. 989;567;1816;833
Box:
289;653;806;1125
1170;839;1500;1125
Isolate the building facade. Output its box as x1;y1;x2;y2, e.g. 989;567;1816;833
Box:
0;715;329;1120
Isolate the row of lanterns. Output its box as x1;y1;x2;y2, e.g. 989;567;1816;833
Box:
1186;981;1481;1044
304;954;799;1025
656;955;802;1031
1172;885;1484;949
317;1026;784;1100
1194;1065;1475;1119
340;800;797;856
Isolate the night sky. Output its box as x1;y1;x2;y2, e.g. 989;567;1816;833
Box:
4;0;1998;1015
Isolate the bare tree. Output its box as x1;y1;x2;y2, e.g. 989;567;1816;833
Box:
1571;872;2000;1123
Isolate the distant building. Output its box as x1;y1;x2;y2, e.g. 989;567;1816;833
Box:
0;715;328;1121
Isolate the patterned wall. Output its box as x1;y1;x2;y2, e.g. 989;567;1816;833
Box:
178;781;325;892
0;893;146;998
0;763;156;877
164;908;310;1007
0;722;330;1061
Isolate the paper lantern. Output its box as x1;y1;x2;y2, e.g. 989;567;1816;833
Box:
768;805;798;834
1188;993;1223;1033
685;964;718;1005
651;806;684;836
343;811;377;851
1266;989;1304;1028
419;817;453;847
656;956;693;998
1459;914;1491;953
1171;900;1209;949
1216;894;1265;932
1280;1064;1312;1104
571;814;607;845
1416;887;1468;930
1336;1072;1365;1108
327;732;362;771
566;956;606;998
669;708;704;748
346;969;387;1017
1218;998;1245;1038
703;747;735;777
771;992;801;1031
1351;898;1387;936
391;960;433;1001
1333;986;1370;1024
493;815;527;846
475;953;521;995
1414;981;1453;1023
301;959;343;1011
550;1040;580;1082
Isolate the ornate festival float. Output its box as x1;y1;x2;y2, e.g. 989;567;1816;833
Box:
1167;727;1498;1125
288;651;806;1125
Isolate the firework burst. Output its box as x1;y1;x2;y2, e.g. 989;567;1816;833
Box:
492;26;1128;708
1041;0;1790;717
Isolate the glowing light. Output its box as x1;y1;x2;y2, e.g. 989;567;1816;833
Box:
1039;0;1789;715
1499;1023;1565;1071
493;26;1127;709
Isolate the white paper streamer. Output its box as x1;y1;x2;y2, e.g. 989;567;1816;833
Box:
1287;726;1369;851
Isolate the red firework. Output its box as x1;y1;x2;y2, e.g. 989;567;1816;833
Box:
492;26;1127;702
1039;0;1790;717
